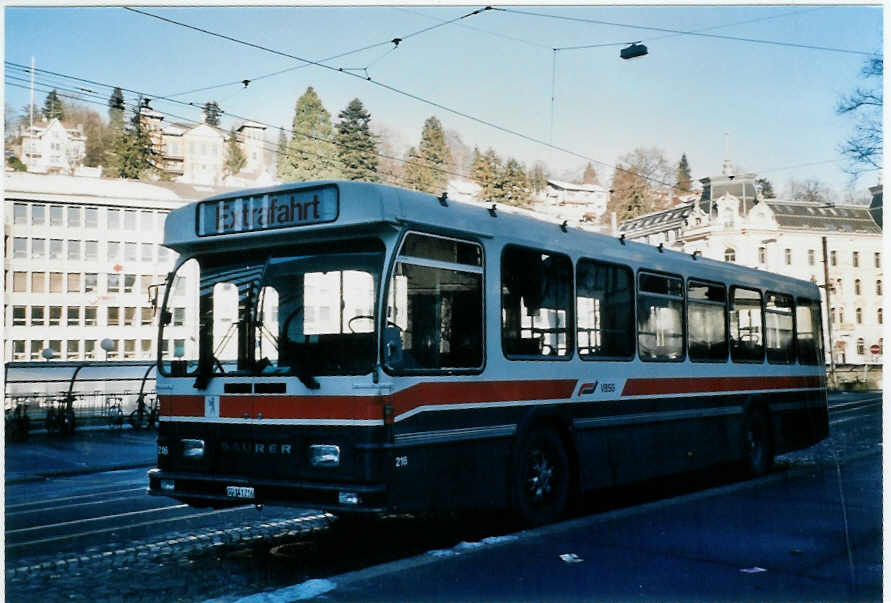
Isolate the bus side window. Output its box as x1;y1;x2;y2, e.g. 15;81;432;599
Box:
501;246;573;359
386;233;483;372
765;292;794;364
637;272;684;361
796;298;823;365
687;280;727;362
730;287;764;362
576;259;634;359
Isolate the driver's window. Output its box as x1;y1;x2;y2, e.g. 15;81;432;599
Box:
212;282;239;363
386;232;483;372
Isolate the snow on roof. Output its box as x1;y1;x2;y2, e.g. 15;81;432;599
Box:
547;179;605;193
3;171;235;203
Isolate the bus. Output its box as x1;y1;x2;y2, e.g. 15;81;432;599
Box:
148;181;828;525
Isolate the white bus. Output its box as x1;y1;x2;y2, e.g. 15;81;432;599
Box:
148;181;828;525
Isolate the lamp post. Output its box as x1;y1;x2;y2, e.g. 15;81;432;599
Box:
100;338;115;361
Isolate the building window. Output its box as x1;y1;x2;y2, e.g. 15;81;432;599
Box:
124;307;137;326
84;306;98;326
107;339;120;360
50;272;63;293
855;279;861;295
124;339;136;359
856;307;863;324
141;307;153;326
85;273;98;293
48;305;63;326
141;275;153;296
878;280;883;296
852;251;860;268
67;273;81;293
835;279;843;295
14;203;27;224
807;249;815;266
108;307;121;326
49;340;62;360
30;341;42;361
31;238;45;259
68;206;81;228
173;307;186;327
107;209;121;230
13;341;26;361
13;238;27;258
12;306;26;326
724;248;736;262
67;340;81;360
838;307;845;324
125;242;138;261
108;241;121;261
32;306;46;326
124;210;137;230
784;249;791;265
50;239;63;259
878;308;883;325
68;240;81;261
124;274;136;293
85;240;98;261
84;340;96;360
108;273;121;293
50;205;64;226
31;204;46;225
830;250;837;266
758;247;767;264
31;272;46;293
875;252;881;268
13;272;27;292
85;207;98;228
857;338;865;355
141;339;152;359
68;306;81;326
141;243;154;262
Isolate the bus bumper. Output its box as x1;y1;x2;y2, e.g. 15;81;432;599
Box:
147;468;388;513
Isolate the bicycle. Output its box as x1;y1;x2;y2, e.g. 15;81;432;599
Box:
129;394;158;430
107;397;124;430
45;396;76;436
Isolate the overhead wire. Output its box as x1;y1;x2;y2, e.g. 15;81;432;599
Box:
494;6;875;56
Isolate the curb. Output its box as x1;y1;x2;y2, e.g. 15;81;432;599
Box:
5;460;155;485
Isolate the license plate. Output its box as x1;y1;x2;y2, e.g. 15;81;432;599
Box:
226;486;255;499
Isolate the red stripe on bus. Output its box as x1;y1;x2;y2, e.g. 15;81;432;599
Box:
159;395;204;417
621;375;823;397
162;380;577;420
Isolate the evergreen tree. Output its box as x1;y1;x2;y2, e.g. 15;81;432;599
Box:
105;88;127;176
756;177;775;199
108;88;125;130
470;147;501;201
582;162;600;185
416;116;452;194
41;90;65;121
335;98;379;182
280;87;339;181
116;101;161;180
224;129;247;176
501;158;531;205
675;153;692;192
402;146;428;192
203;101;222;127
276;127;288;179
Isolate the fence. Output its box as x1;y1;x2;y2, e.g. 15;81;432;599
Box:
5;361;158;437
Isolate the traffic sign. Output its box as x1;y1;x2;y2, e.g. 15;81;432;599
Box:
870;344;881;355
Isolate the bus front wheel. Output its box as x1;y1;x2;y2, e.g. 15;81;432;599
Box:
511;427;570;526
742;408;774;477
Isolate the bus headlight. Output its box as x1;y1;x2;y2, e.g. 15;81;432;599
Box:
309;444;340;467
182;439;205;459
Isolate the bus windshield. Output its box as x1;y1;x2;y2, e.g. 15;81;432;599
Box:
159;239;384;386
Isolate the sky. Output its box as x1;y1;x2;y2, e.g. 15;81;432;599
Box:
4;4;883;199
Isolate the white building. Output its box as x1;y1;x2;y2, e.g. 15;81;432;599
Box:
618;172;884;372
4;172;236;363
19;118;87;175
537;179;609;224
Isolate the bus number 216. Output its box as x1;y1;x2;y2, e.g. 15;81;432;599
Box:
395;456;408;468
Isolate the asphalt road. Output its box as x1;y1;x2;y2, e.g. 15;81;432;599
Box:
4;391;882;602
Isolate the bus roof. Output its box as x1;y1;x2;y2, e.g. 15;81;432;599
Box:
163;180;821;299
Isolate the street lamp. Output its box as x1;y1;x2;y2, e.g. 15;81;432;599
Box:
620;42;648;60
100;338;115;361
41;348;54;362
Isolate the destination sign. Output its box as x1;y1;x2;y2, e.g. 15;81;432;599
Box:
197;185;339;236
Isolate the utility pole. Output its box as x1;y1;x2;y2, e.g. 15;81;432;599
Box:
29;56;34;130
821;235;836;388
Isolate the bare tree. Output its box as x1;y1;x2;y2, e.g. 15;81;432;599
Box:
784;178;833;203
837;55;882;177
607;147;672;223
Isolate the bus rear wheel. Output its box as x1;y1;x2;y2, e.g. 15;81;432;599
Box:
742;408;774;477
511;427;570;526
